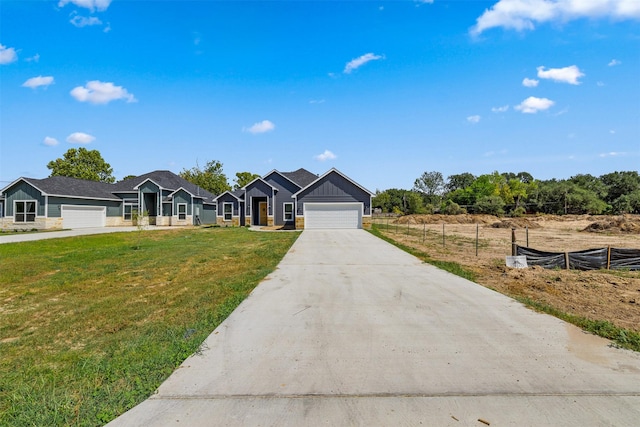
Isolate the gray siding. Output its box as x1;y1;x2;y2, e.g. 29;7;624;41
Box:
217;193;240;217
4;181;46;216
245;180;273;216
48;197;121;217
296;172;371;216
265;173;300;226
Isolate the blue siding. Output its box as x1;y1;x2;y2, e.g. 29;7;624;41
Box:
3;181;46;216
202;204;216;224
296;172;371;215
173;190;192;215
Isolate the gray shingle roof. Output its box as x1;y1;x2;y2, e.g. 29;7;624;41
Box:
281;168;318;188
112;170;217;201
23;176;120;200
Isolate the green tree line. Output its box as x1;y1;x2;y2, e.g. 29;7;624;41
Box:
373;170;640;216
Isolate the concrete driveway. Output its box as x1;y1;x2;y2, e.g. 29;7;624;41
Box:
108;230;640;426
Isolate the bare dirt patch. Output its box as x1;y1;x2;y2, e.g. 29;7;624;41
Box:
376;214;640;333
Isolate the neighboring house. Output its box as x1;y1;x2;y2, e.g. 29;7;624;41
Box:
0;167;373;230
0;170;217;230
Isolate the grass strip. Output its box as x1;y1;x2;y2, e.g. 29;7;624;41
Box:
0;227;299;426
370;224;640;353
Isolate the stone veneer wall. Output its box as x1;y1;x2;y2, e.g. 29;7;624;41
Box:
0;217;62;231
295;217;304;229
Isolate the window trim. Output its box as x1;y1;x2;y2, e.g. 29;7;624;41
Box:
177;203;187;220
283;202;294;221
14;200;36;223
123;202;138;221
223;202;233;221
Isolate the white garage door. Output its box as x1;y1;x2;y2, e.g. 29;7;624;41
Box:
62;205;106;229
304;203;362;229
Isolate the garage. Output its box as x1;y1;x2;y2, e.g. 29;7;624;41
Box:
304;203;362;229
61;205;106;229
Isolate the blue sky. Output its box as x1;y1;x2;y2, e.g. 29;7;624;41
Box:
1;0;639;191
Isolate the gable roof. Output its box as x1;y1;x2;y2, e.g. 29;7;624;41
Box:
292;168;374;198
112;170;216;201
214;190;243;202
241;176;277;191
2;176;120;201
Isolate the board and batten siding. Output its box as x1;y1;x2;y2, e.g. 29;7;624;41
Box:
3;181;46;216
172;190;192;215
48;197;120;217
265;173;300;226
245;180;273;216
295;173;371;216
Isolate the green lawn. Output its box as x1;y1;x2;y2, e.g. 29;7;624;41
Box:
0;227;299;426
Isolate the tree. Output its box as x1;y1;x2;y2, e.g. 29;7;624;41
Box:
179;160;231;195
47;148;115;183
445;173;475;192
234;172;260;190
413;171;445;205
372;190;391;212
119;175;137;182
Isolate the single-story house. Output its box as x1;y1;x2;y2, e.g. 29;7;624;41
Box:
0;170;217;230
243;168;373;229
0;167;372;230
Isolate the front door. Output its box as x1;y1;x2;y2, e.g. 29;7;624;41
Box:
259;202;267;225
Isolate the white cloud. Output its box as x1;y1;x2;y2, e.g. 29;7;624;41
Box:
599;151;626;157
315;150;337;161
515;96;555;113
25;53;40;63
70;15;103;27
70;80;137;104
597;81;605;87
537;65;584;84
610;129;616;134
491;105;509;113
43;136;59;146
244;120;275;134
58;0;112;12
414;0;434;5
66;132;95;144
309;99;326;104
0;44;18;64
608;59;621;66
22;76;54;89
467;115;481;124
344;53;384;74
471;0;640;35
522;77;539;87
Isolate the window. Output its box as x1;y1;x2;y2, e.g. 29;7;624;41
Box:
178;203;187;220
223;202;233;221
123;203;138;220
15;201;36;223
283;203;294;221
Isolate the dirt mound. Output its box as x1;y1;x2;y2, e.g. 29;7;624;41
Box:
490;218;542;229
583;216;640;234
396;214;499;225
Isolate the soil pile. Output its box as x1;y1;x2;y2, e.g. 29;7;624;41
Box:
396;214;499;225
490;218;542;229
583;216;640;234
